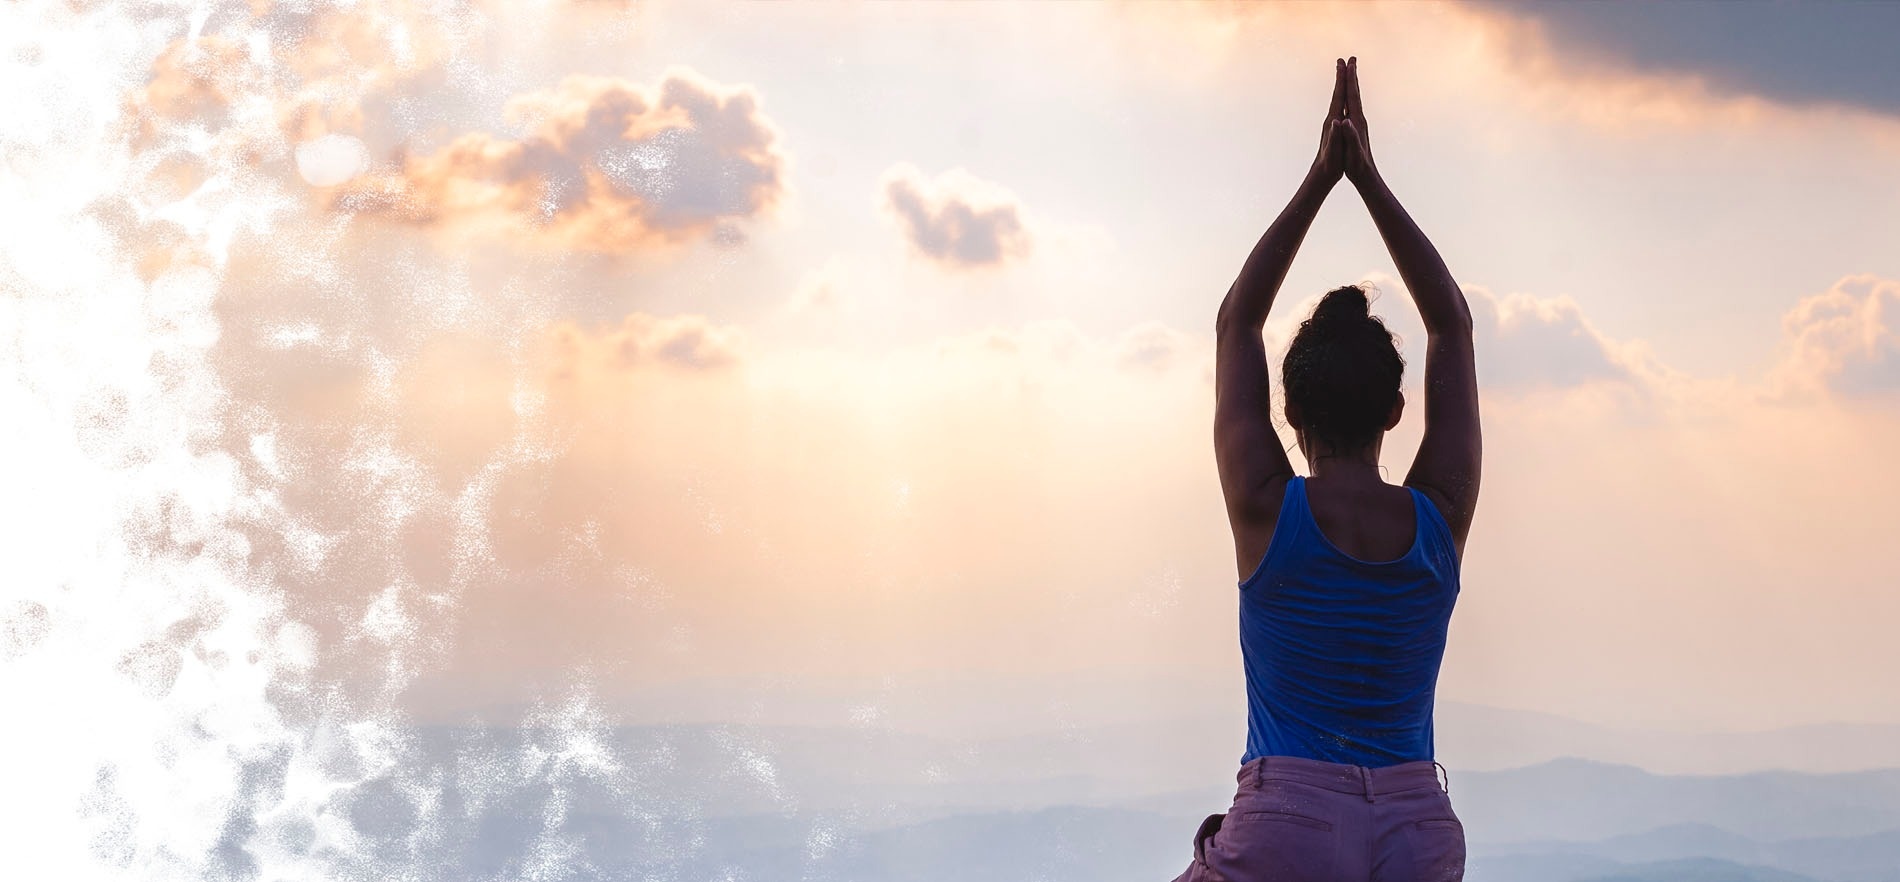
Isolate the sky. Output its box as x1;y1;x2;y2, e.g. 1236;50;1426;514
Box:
6;2;1900;867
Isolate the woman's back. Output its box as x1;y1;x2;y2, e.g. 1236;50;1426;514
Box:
1186;55;1477;881
1237;476;1461;767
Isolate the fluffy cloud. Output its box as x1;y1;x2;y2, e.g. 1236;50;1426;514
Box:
1467;286;1658;390
1770;275;1900;399
124;2;473;152
879;165;1033;269
124;35;257;142
1265;279;1660;396
333;70;787;253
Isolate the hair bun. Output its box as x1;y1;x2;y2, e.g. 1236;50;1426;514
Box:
1310;285;1372;327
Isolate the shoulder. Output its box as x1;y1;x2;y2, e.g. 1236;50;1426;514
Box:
1230;471;1297;529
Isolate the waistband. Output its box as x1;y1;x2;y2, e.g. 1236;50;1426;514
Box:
1237;754;1449;799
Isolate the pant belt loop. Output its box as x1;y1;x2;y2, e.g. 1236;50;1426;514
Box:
1358;765;1374;802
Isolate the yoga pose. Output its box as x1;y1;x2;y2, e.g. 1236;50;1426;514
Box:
1174;57;1480;882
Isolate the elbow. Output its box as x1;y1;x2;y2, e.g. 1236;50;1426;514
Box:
1215;297;1262;337
1428;288;1475;338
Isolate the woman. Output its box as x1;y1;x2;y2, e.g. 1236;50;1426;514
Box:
1176;57;1480;882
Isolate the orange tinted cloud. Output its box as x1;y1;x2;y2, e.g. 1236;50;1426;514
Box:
271;0;465;141
126;35;255;138
542;311;747;381
125;1;468;151
1769;274;1900;400
333;70;787;254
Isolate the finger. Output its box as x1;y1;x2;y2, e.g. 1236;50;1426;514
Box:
1330;59;1347;119
1346;58;1362;120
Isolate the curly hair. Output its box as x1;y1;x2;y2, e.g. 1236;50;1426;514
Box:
1281;284;1405;453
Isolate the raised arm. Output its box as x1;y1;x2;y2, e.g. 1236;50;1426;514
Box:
1337;57;1482;554
1213;61;1352;576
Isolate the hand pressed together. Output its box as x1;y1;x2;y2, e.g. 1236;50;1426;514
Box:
1314;57;1378;187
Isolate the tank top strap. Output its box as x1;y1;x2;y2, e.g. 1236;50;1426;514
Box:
1282;475;1307;523
1241;476;1308;589
1405;484;1443;541
1276;474;1311;546
1406;483;1461;580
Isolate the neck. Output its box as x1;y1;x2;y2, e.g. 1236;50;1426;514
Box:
1304;439;1383;482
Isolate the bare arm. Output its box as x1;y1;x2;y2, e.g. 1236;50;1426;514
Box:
1338;58;1482;552
1213;167;1330;533
1217;61;1350;331
1213;62;1352;573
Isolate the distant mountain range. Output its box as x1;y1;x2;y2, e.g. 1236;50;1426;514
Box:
1472;823;1900;882
437;680;1900;777
1434;702;1900;776
1453;758;1900;843
414;699;1900;828
279;720;1900;881
1470;855;1833;882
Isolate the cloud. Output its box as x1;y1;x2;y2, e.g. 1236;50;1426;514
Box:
124;34;257;141
124;1;473;151
542;312;747;380
1266;278;1660;396
1466;1;1900;120
1769;275;1900;400
1114;321;1200;374
879;165;1033;269
332;69;787;253
1467;286;1658;390
781;258;851;317
930;319;1085;365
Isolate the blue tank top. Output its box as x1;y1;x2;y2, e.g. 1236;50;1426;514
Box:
1238;475;1461;767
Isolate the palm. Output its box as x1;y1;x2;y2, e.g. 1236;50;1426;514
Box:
1316;57;1375;184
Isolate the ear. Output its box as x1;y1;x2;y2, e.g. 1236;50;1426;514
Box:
1384;391;1404;431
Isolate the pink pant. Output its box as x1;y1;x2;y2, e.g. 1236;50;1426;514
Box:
1170;755;1465;882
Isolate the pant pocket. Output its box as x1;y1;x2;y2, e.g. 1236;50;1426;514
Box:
1403;817;1466;882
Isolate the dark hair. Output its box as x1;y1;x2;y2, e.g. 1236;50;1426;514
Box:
1282;284;1405;453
